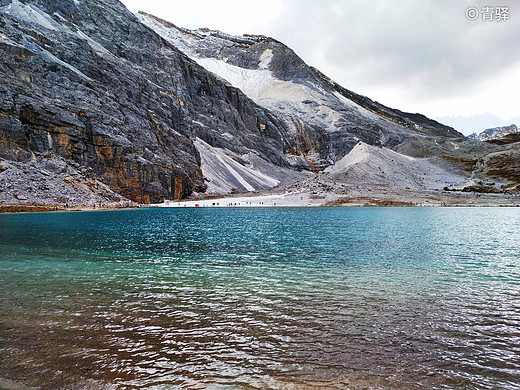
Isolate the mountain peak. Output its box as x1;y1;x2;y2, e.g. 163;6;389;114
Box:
2;1;518;207
137;11;274;49
469;124;518;141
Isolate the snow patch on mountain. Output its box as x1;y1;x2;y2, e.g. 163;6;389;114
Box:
259;49;273;69
194;58;274;101
2;0;67;32
333;91;379;121
193;57;329;107
137;12;380;130
75;29;111;56
193;58;380;135
135;12;200;57
3;1;113;58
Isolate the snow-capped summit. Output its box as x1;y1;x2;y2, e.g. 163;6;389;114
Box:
469;124;519;141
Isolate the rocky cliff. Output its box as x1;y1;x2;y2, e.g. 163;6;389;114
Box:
0;0;293;204
139;13;464;169
1;0;518;206
138;13;520;196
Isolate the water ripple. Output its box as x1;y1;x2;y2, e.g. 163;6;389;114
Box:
1;207;520;389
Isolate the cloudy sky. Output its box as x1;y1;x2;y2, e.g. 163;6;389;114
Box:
121;0;519;135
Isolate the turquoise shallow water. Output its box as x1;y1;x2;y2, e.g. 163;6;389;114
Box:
0;207;519;389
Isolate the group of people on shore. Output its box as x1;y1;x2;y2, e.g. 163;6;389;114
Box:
92;202;136;209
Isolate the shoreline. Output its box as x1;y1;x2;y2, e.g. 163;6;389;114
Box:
151;188;520;208
0;203;141;214
2;189;520;214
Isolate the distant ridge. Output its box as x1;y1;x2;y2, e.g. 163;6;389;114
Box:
469;124;519;141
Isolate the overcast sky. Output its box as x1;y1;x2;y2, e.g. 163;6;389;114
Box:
121;0;519;135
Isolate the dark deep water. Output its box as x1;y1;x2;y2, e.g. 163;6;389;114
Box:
1;207;519;389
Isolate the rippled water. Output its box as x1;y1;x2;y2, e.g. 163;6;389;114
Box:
1;207;519;389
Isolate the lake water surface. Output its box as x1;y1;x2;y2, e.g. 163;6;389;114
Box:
1;207;519;389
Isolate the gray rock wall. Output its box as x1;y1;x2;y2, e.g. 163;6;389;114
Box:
0;0;290;203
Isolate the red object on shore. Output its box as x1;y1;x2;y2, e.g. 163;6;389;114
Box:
195;204;199;207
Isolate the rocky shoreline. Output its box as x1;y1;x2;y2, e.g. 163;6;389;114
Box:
0;202;140;214
4;187;519;214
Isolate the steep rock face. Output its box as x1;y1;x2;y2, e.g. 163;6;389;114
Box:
476;139;520;189
139;13;464;172
2;1;516;204
0;0;291;203
138;14;520;194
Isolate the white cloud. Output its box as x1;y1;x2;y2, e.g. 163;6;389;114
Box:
122;0;283;35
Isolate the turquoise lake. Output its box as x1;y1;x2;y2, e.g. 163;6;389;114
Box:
1;207;519;389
